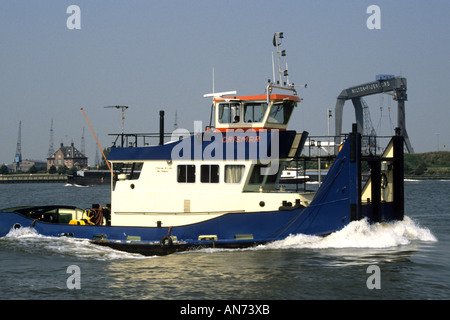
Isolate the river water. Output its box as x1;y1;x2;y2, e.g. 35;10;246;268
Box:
0;180;448;302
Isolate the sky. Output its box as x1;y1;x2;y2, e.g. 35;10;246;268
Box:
0;0;449;166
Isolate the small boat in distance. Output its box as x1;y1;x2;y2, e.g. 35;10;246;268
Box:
280;167;310;184
0;33;405;256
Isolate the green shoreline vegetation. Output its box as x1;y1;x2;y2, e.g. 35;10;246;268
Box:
404;151;450;179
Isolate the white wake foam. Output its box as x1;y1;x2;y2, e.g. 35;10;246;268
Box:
267;216;437;250
4;226;41;238
2;216;437;258
64;183;89;187
2;227;148;260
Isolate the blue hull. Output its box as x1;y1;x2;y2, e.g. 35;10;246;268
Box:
0;128;404;255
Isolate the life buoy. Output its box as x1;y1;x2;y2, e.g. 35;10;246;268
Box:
160;235;173;248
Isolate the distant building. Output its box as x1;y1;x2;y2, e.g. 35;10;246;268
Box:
10;160;47;173
47;142;88;170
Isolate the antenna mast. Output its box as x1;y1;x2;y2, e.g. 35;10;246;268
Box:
272;32;290;86
266;32;305;102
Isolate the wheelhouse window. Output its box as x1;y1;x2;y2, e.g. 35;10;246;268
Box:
225;165;245;183
177;165;195;183
248;164;279;184
243;102;267;123
267;100;295;124
114;162;143;180
201;165;219;183
218;103;241;124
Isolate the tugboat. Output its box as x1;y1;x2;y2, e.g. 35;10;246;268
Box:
0;33;405;255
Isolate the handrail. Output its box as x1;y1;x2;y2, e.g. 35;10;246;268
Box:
108;131;395;158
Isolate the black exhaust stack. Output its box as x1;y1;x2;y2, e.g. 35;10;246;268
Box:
159;110;165;146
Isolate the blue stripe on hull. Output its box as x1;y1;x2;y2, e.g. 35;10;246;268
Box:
0;198;398;255
0;202;350;244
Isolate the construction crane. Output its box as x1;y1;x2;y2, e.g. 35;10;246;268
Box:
80;126;86;156
47;118;55;157
105;105;128;147
105;105;128;134
14;121;22;163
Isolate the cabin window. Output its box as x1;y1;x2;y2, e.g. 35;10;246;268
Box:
243;102;267;123
114;162;143;180
200;165;219;183
177;165;195;183
267;100;295;124
248;164;279;184
225;165;245;183
218;103;241;124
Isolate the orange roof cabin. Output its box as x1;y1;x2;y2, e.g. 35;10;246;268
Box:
206;87;301;133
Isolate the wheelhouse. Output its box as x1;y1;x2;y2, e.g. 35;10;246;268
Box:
211;92;300;132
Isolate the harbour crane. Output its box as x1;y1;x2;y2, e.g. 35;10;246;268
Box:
334;75;414;153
